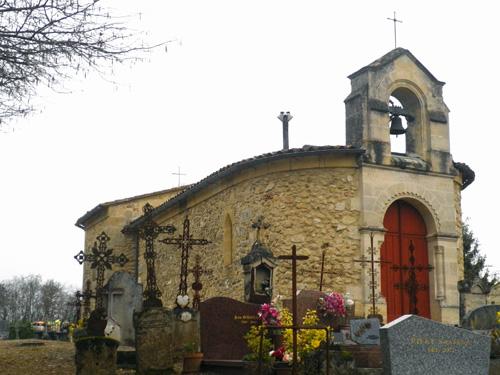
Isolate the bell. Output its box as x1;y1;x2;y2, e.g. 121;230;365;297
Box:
389;115;406;135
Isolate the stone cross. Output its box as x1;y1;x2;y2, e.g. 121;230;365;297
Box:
392;240;434;315
74;232;129;309
251;216;270;243
387;11;403;49
189;254;213;310
354;232;390;317
159;216;211;306
278;245;309;375
138;203;176;308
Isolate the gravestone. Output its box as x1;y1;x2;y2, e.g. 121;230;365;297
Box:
200;297;260;360
134;307;174;374
381;314;490;375
350;318;380;345
282;290;326;322
461;304;500;331
103;271;143;346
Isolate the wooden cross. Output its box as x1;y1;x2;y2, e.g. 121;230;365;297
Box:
278;245;309;375
392;240;434;315
189;254;213;310
354;232;390;316
74;232;129;309
172;166;186;187
138;203;176;308
251;216;270;243
387;11;403;49
159;216;211;306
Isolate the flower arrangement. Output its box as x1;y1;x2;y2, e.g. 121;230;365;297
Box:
317;292;346;317
258;303;281;326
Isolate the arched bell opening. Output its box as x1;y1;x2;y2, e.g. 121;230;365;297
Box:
388;86;423;157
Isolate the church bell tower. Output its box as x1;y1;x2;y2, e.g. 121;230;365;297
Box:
344;48;452;174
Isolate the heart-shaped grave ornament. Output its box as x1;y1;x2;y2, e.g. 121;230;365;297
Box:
176;295;190;308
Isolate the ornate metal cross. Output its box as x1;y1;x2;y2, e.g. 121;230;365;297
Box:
387;11;403;49
354;232;390;316
138;203;176;308
278;245;309;375
251;216;270;243
74;232;129;309
68;291;83;322
81;280;95;320
189;254;213;310
392;240;434;315
159;216;211;305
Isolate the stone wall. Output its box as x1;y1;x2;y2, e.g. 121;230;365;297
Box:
140;158;362;309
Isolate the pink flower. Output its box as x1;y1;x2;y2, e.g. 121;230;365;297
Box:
258;303;281;326
318;292;346;317
270;346;286;361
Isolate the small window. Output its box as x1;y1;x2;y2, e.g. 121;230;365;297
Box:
223;214;233;265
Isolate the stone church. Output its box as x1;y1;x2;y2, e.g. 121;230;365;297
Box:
76;48;474;325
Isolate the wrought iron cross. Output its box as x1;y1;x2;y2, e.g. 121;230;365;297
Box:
278;245;309;375
138;203;176;308
251;216;270;243
354;232;391;316
392;240;433;315
81;280;95;320
302;248;343;291
387;11;403;49
68;291;83;322
189;254;213;310
159;216;211;305
74;232;129;309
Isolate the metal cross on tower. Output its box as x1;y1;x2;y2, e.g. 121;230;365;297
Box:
159;216;211;305
387;11;403;49
392;240;434;315
189;254;213;310
74;232;129;309
354;232;391;317
278;245;309;375
138;203;176;308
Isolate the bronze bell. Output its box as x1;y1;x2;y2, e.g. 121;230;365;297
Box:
389;115;406;135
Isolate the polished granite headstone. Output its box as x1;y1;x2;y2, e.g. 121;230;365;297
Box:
380;315;490;375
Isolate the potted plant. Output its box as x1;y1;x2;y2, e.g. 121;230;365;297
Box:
182;342;203;373
317;292;346;331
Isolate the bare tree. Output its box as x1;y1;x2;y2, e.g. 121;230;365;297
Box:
0;0;163;123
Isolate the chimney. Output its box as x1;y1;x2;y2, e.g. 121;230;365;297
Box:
277;111;293;150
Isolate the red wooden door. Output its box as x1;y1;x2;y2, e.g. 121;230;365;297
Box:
381;200;431;322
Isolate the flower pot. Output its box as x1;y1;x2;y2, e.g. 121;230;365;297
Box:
183;352;203;373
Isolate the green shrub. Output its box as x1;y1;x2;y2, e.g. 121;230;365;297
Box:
8;321;34;339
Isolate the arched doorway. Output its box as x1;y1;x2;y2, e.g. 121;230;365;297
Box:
381;200;432;322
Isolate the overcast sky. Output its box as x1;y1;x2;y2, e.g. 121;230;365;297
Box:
1;1;498;289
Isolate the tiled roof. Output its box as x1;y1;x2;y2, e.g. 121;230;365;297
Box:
123;145;364;232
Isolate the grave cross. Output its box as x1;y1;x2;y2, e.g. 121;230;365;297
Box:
159;216;211;305
354;232;391;316
278;245;309;375
387;11;403;49
303;248;344;291
74;232;129;309
81;280;95;320
68;291;83;322
392;241;434;315
138;203;176;308
189;254;213;310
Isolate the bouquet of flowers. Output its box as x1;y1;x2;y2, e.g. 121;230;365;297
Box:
317;291;346;317
258;303;281;326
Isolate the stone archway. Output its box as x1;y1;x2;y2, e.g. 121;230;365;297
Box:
381;200;432;322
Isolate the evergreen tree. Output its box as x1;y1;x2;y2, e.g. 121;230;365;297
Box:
463;221;497;288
